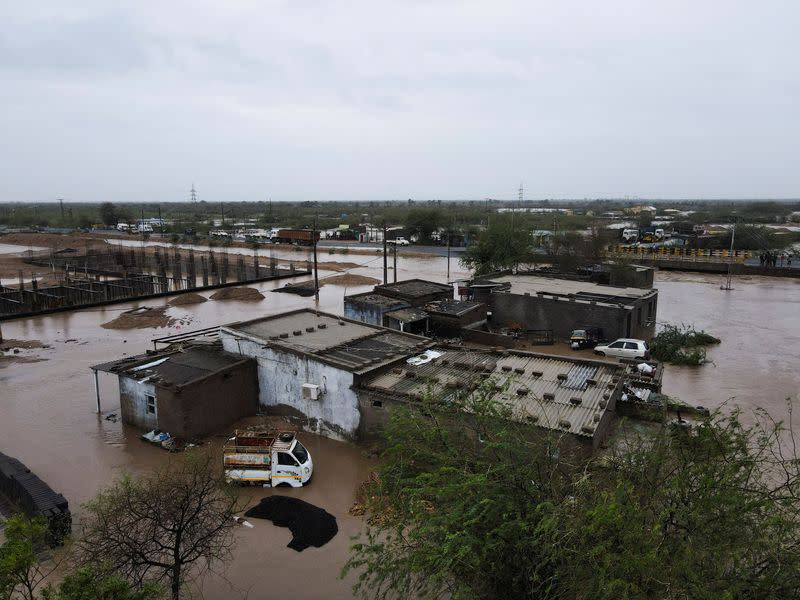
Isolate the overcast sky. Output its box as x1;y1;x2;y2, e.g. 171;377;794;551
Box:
1;1;797;203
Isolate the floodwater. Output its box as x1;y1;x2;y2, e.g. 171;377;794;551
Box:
0;243;46;254
0;249;469;599
1;244;799;598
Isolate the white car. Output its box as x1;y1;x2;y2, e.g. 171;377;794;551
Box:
594;338;650;360
387;237;410;246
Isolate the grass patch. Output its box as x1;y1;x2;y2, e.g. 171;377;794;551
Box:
650;324;721;365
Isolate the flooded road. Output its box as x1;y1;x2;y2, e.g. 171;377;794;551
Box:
1;248;798;598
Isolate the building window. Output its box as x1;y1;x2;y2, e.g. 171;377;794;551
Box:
372;400;383;408
145;394;156;415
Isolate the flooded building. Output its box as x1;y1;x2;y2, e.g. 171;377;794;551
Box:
358;349;625;448
218;309;433;440
470;274;658;342
372;279;453;305
92;343;257;439
343;292;409;326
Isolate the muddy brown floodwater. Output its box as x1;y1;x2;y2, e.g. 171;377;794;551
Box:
1;242;798;598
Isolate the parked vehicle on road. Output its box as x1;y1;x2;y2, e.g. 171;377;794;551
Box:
272;228;320;245
569;327;605;349
594;338;650;360
223;429;313;487
387;237;410;246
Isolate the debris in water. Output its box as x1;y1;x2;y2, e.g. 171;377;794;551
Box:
245;495;338;551
210;287;265;301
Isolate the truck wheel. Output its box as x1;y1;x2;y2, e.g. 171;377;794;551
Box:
596;351;606;357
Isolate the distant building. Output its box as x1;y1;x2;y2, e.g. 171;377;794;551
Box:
92;343;258;439
469;274;658;342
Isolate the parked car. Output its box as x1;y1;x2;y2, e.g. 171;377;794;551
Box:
387;237;410;246
594;338;650;360
569;327;604;349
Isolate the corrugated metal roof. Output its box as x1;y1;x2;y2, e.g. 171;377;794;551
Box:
361;349;623;439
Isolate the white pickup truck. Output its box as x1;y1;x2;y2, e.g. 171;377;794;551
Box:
387;237;410;246
223;429;313;487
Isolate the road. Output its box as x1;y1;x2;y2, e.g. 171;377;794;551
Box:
317;240;467;257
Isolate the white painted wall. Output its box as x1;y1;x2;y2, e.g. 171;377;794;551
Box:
119;376;158;430
221;333;360;440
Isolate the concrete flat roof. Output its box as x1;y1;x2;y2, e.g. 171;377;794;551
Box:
361;349;624;439
489;275;656;301
374;279;452;299
384;308;429;323
344;292;408;308
222;309;433;373
425;299;484;317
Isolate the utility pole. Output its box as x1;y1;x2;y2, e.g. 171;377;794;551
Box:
446;230;451;281
157;205;163;236
721;218;736;291
382;223;388;285
393;243;397;283
190;184;197;203
313;218;319;301
59;198;65;222
220;202;225;228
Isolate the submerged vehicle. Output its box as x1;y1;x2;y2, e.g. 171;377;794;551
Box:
223;429;313;487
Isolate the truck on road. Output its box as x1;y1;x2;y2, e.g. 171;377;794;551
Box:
273;228;320;245
223;429;313;487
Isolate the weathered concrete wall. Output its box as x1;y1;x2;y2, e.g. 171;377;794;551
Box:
155;359;258;439
221;334;361;441
344;298;409;326
119;377;158;431
486;293;656;342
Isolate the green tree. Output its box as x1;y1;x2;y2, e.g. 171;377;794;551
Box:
405;208;444;243
99;203;119;227
40;568;162;600
344;390;800;599
0;515;50;600
76;453;239;600
460;214;532;275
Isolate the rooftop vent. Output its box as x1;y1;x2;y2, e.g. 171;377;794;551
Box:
543;392;555;401
586;378;597;386
581;425;595;435
404;371;416;379
293;330;302;336
569;396;582;406
531;370;543;377
338;321;346;326
516;386;530;396
593;413;601;423
557;373;568;381
305;326;315;333
558;419;571;429
279;333;289;339
318;323;327;329
599;399;608;409
514;367;525;375
526;414;539;423
501;365;512;372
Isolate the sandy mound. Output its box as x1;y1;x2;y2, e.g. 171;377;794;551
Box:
101;306;177;330
322;274;381;286
317;261;365;272
210;287;265;301
168;293;208;306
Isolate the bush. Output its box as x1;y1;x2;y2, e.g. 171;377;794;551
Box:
650;324;720;365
